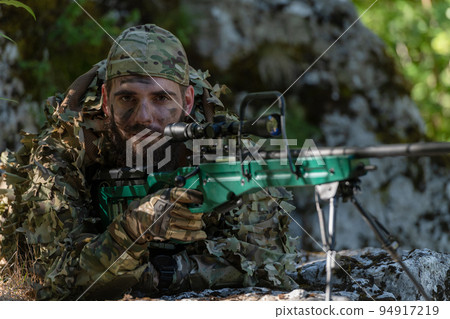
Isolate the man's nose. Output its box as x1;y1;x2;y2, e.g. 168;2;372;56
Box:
135;101;154;124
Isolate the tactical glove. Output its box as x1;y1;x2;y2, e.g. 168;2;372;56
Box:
119;188;206;243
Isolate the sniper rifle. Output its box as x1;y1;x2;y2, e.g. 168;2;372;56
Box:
95;91;450;301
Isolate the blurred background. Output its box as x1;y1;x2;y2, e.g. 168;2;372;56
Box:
0;0;449;252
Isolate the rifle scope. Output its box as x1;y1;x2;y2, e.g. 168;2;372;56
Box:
164;114;281;141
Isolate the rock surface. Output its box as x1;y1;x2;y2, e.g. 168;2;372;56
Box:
0;36;39;150
123;248;448;301
123;287;334;301
298;248;449;301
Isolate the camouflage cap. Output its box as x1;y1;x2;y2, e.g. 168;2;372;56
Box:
106;24;189;86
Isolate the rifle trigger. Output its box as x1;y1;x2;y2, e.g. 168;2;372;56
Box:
174;167;200;187
174;175;186;187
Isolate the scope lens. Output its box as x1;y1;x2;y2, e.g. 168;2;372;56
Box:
266;115;280;136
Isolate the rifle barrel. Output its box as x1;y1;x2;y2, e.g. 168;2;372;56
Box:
317;142;450;158
256;142;450;160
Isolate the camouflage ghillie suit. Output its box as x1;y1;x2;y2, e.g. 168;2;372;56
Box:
0;25;299;300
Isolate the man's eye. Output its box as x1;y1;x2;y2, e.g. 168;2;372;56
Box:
154;95;170;103
120;96;136;103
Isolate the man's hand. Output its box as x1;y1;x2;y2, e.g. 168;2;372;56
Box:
121;188;206;243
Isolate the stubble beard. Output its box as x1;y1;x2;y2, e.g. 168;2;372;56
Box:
105;113;186;172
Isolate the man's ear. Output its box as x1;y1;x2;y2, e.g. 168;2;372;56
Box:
101;84;110;117
184;85;195;115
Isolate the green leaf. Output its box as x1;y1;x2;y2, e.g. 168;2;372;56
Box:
431;31;450;55
0;32;15;43
0;0;36;20
0;97;19;104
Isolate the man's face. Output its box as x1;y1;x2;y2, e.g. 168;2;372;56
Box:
102;75;194;168
103;75;193;140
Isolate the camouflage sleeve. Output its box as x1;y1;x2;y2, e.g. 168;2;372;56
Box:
0;106;149;300
194;187;300;291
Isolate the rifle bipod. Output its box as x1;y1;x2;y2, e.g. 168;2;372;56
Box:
314;180;432;301
314;182;338;301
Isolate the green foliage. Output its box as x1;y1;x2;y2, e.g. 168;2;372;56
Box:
153;4;195;48
0;0;34;43
0;0;34;104
352;0;450;141
285;97;322;143
2;0;141;107
0;97;18;104
0;0;35;19
0;32;15;43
